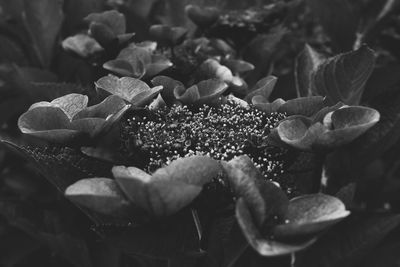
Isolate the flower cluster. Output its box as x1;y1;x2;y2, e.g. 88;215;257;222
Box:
121;100;288;179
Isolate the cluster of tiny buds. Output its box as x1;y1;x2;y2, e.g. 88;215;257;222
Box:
121;101;291;190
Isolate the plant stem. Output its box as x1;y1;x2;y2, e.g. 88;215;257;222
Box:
312;152;327;193
290;253;296;267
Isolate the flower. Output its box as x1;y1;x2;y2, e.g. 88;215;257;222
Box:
276;105;380;151
65;155;222;217
185;5;220;29
222;155;350;256
18;93;130;143
103;43;172;79
84;10;134;47
149;24;188;47
120;97;290;188
95;75;163;107
62;34;103;58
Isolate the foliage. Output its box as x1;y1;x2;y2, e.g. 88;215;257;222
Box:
0;0;400;267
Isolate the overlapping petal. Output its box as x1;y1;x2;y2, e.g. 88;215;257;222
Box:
222;155;350;256
277;106;380;151
103;44;172;78
65;156;222;217
95;75;163;107
18;94;130;143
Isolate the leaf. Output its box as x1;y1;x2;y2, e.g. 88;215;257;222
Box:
325;90;400;197
362;64;400;102
273;194;350;239
43;234;93;267
242;28;287;85
113;156;221;216
1;139;112;192
306;0;359;51
296;214;400;267
295;44;326;97
22;0;64;67
0;199;93;267
313;45;375;105
94;210;199;259
0;230;41;267
65;178;131;217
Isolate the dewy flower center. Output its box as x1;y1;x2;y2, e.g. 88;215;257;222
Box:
121;101;289;180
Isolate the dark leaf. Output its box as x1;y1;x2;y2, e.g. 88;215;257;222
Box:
242;27;287;85
313;45;375;105
306;0;359;51
1;139;112;192
297;214;400;267
95;211;199;259
22;0;64;67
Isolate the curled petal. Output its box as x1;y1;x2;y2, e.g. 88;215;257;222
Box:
222;155;288;226
277;117;317;151
277;96;325;117
273;194;350;239
149;24;187;45
152;76;184;105
95;75;160;106
103;59;139;77
185;5;220;28
18;106;82;143
85;10;126;36
113;156;221;216
65;178;131;217
236;199;316;256
62;34;103;57
254;98;285;113
245;76;277;102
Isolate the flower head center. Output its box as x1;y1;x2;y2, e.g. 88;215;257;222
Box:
121;101;289;181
